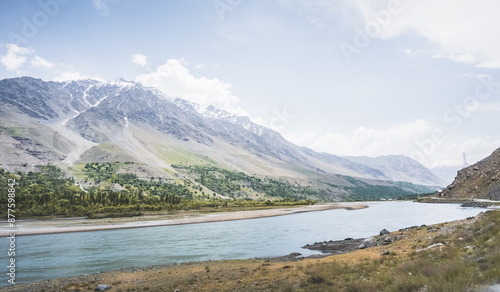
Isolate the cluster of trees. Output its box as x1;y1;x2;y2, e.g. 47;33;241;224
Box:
0;164;189;217
0;163;316;218
172;164;323;200
82;162;118;183
339;176;434;201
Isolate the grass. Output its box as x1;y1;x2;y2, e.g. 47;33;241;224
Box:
155;144;218;167
0;126;27;136
7;210;500;292
95;141;126;154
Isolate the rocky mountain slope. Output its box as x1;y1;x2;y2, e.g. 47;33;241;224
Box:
0;77;443;200
439;147;500;200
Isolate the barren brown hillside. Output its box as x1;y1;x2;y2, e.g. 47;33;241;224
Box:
440;148;500;199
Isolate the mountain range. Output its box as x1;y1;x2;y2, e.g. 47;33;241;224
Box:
0;77;444;200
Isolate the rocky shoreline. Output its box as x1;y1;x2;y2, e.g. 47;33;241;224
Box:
264;227;412;263
461;201;492;208
301;228;407;255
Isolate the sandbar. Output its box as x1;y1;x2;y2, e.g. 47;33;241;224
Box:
0;203;368;236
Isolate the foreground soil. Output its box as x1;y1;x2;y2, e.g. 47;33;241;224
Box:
4;210;500;292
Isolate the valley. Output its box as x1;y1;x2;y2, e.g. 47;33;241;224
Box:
0;77;442;209
1;76;499;291
1;1;499;290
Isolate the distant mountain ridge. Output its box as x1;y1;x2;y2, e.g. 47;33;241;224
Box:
0;77;443;200
172;88;443;186
345;155;445;187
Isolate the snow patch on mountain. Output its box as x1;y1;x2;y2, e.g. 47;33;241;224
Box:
172;98;265;136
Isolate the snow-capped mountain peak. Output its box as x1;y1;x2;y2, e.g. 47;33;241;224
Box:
108;78;137;89
172;98;266;136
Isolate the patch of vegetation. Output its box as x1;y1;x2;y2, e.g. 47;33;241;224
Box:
172;164;324;200
0;164;315;218
0;165;188;217
338;176;438;201
0;126;27;136
417;196;471;204
156;145;217;166
82;162;119;183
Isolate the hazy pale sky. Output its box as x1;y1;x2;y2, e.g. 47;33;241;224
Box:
1;0;500;173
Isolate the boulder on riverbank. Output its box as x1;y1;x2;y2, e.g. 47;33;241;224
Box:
380;228;390;235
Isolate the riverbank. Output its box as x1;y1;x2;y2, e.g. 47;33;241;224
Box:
0;203;368;236
5;209;500;292
418;196;500;206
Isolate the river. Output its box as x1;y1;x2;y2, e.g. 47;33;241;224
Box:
0;201;486;285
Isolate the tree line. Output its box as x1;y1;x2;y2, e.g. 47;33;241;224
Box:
0;164;189;217
0;164;315;218
172;164;323;200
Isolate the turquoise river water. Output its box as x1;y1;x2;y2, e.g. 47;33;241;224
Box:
0;201;486;285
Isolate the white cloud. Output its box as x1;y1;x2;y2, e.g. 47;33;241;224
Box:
53;72;104;82
462;73;490;79
1;43;57;73
132;54;148;67
285;118;500;168
432;52;476;64
287;119;433;158
477;60;500;69
93;0;117;16
135;58;248;116
292;0;500;68
353;0;500;67
431;138;500;168
195;63;206;69
403;49;413;56
31;55;55;69
0;44;33;71
477;102;500;112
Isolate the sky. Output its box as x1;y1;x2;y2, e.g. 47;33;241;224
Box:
1;0;500;181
